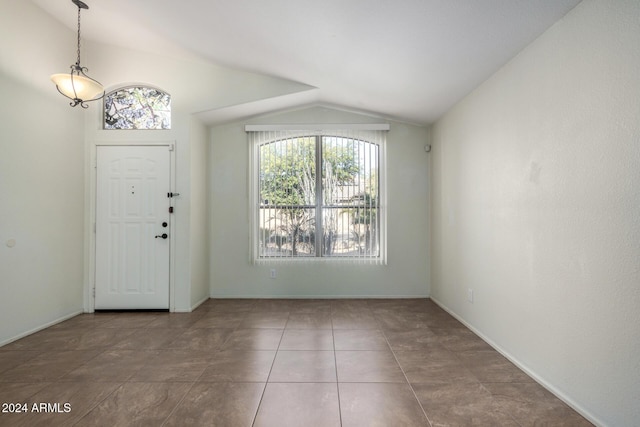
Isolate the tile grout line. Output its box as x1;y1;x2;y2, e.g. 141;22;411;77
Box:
68;345;151;425
70;382;128;426
250;309;288;427
440;332;526;427
165;310;222;421
379;326;434;427
158;380;198;427
331;310;344;427
165;302;258;427
139;312;218;427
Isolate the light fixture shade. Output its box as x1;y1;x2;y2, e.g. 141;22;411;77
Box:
51;72;104;101
52;0;104;107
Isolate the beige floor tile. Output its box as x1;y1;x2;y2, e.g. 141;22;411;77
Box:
0;350;42;374
69;328;139;350
456;351;535;383
75;382;191;427
254;382;341;427
111;328;186;350
199;350;276;382
95;313;162;329
165;328;234;351
395;349;479;384
432;326;494;352
336;350;405;383
374;312;432;331
333;329;389;350
0;382;51;405
269;350;336;382
288;299;332;314
413;382;519;426
239;312;290;329
286;313;333;329
279;329;334;350
0;351;101;382
130;349;211;382
331;311;379;329
222;329;283;350
332;299;372;312
205;299;257;312
61;350;158;382
339;382;429;426
251;299;294;313
144;312;205;329
47;313;118;330
484;382;594;427
4;381;122;427
191;311;246;329
163;382;264;426
383;328;441;351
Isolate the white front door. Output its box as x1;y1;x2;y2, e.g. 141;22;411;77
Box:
95;145;171;309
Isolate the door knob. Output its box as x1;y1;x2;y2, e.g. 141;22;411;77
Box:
155;233;168;239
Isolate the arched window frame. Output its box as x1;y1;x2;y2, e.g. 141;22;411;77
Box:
103;85;171;130
247;125;388;264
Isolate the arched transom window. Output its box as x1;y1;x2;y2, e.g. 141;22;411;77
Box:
104;86;171;130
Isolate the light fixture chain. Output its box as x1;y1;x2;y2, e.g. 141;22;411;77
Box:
76;4;82;67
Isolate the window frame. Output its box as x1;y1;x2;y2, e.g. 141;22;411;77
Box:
248;126;388;264
103;85;171;130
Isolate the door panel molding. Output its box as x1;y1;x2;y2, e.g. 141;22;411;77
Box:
86;141;177;312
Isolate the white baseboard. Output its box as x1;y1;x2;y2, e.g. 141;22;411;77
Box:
189;295;210;311
429;297;604;427
0;311;83;348
208;294;429;299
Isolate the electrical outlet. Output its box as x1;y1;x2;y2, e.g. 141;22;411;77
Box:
467;288;473;303
270;269;277;279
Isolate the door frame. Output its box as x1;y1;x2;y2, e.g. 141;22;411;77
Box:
86;141;177;313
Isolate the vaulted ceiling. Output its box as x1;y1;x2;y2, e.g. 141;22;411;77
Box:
33;0;582;125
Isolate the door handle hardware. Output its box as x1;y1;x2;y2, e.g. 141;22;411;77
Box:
155;233;168;239
167;192;180;198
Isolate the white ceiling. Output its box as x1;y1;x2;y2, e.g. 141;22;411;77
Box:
33;0;582;126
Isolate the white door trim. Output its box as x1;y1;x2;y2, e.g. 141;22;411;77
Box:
86;141;177;312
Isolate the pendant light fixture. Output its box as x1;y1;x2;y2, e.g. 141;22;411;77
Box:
51;0;104;108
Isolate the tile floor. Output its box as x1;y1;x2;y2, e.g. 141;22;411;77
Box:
0;298;592;426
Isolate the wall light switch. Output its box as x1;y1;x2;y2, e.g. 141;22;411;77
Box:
270;269;277;279
467;289;474;303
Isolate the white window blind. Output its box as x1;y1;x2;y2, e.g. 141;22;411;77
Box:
247;125;387;264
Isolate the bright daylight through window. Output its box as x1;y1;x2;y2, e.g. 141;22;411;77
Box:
248;126;387;264
104;86;171;130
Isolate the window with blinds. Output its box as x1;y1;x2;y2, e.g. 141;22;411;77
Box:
247;126;387;264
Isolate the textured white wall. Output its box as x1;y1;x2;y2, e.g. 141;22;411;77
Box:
430;1;640;426
0;1;86;345
209;107;430;298
189;117;210;308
